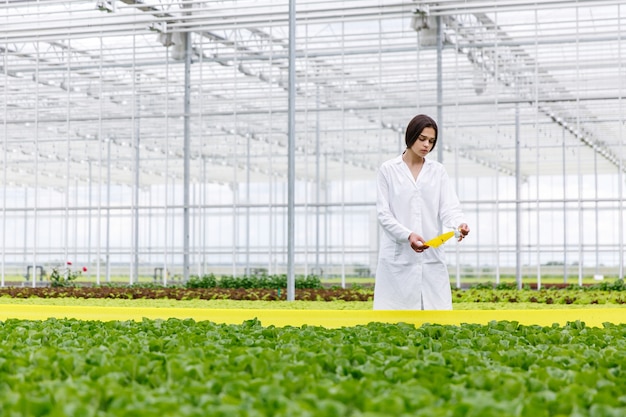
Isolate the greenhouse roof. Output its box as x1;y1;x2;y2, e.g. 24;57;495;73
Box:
1;0;625;188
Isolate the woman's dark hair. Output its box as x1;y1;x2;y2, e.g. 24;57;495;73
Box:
405;114;438;152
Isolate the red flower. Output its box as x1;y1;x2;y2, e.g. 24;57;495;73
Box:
82;267;88;272
67;261;72;265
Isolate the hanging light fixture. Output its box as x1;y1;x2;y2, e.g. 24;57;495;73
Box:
410;5;437;47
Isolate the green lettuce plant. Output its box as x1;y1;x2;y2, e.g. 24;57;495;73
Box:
2;318;626;416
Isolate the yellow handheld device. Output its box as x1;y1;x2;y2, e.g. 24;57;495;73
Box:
423;230;459;248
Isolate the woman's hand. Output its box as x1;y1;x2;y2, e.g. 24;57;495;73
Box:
408;232;429;252
457;223;470;241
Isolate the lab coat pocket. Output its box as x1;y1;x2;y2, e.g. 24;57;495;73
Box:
393;241;416;264
423;246;445;264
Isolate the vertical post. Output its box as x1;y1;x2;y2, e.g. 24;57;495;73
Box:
436;15;443;163
287;0;296;301
88;161;92;280
133;79;140;284
106;139;111;282
619;2;624;280
515;103;522;289
246;135;250;274
33;40;41;289
617;4;624;280
202;158;207;277
1;48;5;287
97;38;103;286
562;127;568;283
594;151;599;280
315;86;321;274
183;30;192;282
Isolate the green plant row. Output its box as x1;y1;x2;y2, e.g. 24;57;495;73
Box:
1;318;626;416
170;273;323;290
468;279;626;292
0;286;373;302
42;271;324;289
2;286;626;304
452;288;626;305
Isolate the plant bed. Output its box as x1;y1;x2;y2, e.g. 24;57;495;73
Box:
2;279;625;305
2;318;626;416
0;286;374;302
452;287;626;305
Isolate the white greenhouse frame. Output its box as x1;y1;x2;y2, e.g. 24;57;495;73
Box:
1;0;624;293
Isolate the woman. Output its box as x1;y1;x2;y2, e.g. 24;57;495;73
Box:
374;114;470;310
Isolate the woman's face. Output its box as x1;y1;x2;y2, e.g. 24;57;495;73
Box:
409;126;436;157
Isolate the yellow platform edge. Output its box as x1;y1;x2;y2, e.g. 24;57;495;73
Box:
1;304;626;328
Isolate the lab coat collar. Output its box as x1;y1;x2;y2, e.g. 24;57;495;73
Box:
396;153;433;184
394;153;433;165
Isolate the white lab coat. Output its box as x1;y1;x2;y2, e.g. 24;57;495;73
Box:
374;154;466;310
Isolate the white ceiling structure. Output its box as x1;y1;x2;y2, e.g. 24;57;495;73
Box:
0;0;625;189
